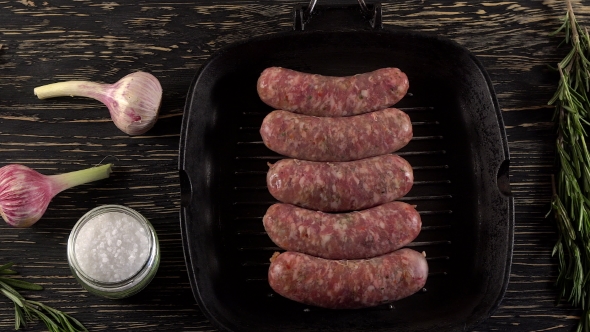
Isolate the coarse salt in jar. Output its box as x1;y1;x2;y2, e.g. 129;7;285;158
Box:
67;205;160;299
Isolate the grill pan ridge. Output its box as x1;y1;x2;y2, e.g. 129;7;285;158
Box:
179;3;514;332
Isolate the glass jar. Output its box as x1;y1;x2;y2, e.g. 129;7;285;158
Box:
67;204;160;299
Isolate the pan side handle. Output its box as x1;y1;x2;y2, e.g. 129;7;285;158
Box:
179;169;193;207
496;159;512;197
294;0;382;31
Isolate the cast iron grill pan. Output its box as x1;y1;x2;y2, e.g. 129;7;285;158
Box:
179;4;513;332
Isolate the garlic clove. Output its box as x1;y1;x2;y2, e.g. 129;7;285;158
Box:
0;164;112;227
0;165;56;228
33;71;163;136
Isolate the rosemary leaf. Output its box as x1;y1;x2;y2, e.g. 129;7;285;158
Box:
31;301;87;332
0;262;17;275
0;262;14;271
0;276;43;291
14;303;25;330
0;280;19;295
28;305;61;332
1;288;24;308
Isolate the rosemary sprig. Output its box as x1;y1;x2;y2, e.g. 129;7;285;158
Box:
549;1;590;331
0;262;87;332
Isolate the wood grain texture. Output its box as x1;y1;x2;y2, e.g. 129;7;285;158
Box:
0;0;585;331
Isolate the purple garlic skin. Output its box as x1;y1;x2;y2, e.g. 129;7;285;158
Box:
0;163;112;228
34;71;163;136
100;72;163;135
0;164;60;228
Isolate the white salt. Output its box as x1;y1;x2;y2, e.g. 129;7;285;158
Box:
74;211;151;283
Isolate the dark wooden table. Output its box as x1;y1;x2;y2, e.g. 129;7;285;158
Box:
0;0;583;331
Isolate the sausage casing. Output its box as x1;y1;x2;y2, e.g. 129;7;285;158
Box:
260;108;412;162
266;155;414;212
263;202;421;259
268;249;428;309
257;67;409;117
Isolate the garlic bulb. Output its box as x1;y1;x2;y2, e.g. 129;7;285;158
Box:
33;72;163;135
0;164;112;227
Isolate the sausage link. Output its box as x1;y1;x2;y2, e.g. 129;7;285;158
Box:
268;249;428;309
263;202;421;259
266;155;413;212
257;67;409;117
260;108;412;162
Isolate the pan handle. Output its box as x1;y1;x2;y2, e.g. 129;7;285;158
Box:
294;0;382;31
357;0;379;21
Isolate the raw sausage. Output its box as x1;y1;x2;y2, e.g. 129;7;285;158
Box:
263;202;421;259
267;155;413;212
268;249;428;309
260;108;412;162
266;155;413;212
257;67;409;117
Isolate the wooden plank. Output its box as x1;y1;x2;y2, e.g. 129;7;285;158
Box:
0;0;586;331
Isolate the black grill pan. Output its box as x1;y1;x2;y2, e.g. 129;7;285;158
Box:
179;3;514;331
